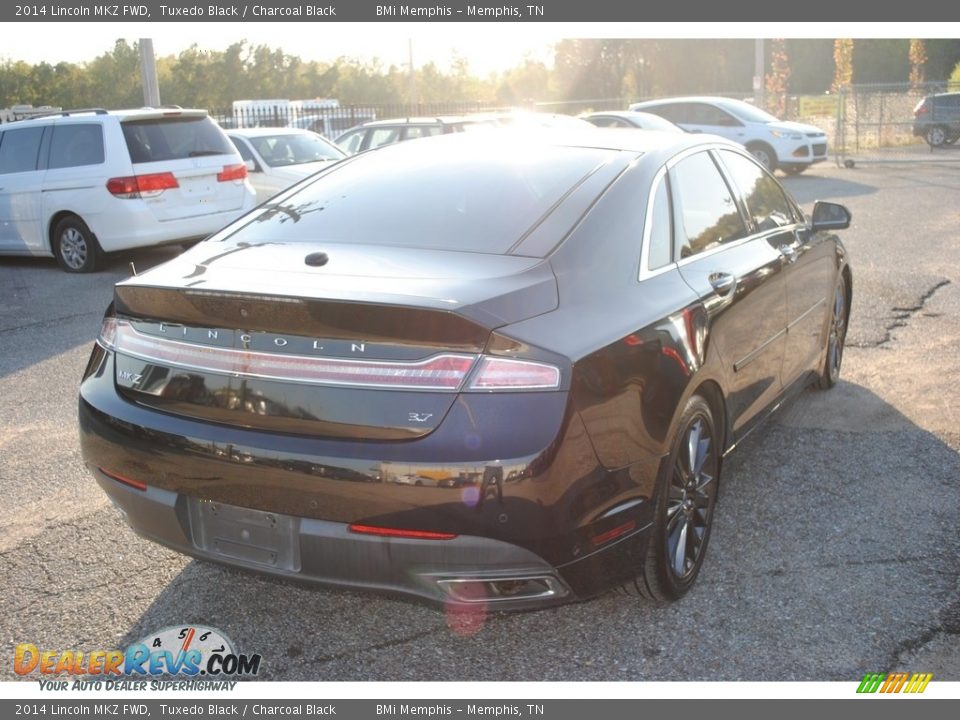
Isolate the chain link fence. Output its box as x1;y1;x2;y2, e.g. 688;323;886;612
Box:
212;100;521;138
833;81;960;167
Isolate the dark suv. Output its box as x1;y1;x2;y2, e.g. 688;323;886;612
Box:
913;92;960;147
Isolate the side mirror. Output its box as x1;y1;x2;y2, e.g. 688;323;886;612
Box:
811;201;851;231
244;159;258;173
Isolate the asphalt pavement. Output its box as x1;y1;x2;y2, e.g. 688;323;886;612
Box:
0;158;957;683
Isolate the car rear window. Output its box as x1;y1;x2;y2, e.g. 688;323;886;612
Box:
122;116;235;163
247;133;344;166
232;139;614;255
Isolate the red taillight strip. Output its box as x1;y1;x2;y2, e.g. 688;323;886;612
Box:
106;172;179;198
349;524;457;540
113;321;476;391
217;163;248;182
469;356;561;390
99;468;148;491
590;520;636;547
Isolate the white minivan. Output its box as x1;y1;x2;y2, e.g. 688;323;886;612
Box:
0;108;257;272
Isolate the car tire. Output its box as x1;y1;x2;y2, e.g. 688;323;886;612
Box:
52;215;102;273
925;125;948;147
746;142;777;172
624;394;720;602
782;164;806;175
818;273;848;390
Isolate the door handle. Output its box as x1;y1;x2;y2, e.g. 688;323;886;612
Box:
708;272;737;296
779;244;798;263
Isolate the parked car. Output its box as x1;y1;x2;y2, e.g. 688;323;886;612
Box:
912;92;960;147
580;110;685;133
630;96;828;173
80;130;851;610
474;111;596;131
228;128;346;203
0;108;256;272
335;116;493;154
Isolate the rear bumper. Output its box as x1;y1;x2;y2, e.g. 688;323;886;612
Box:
79;348;657;609
94;468;575;610
88;195;256;253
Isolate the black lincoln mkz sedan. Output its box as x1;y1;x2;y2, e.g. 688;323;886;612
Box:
79;129;851;610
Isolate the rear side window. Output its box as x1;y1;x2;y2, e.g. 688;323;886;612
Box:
48;123;105;169
669;151;747;259
122;117;234;163
230;137;255;163
718;150;797;231
0;126;45;174
645;104;683;123
404;125;442;140
337;130;364;154
647;174;673;270
368;127;400;149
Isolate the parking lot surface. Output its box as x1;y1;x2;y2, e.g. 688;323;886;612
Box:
1;160;958;682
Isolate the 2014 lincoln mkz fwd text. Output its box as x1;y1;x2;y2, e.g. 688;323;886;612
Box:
79;129;851;609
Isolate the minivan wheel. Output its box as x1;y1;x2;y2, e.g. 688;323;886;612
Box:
925;125;947;147
624;395;719;602
746;142;777;172
53;216;102;273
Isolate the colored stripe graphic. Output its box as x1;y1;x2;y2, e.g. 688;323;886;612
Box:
857;671;932;694
904;673;933;694
857;673;885;693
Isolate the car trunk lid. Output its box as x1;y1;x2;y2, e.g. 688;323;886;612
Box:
109;241;558;440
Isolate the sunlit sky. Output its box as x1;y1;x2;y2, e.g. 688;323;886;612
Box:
2;23;952;75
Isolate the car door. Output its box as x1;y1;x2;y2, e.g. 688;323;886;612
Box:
668;148;789;437
0;125;48;254
716;149;833;386
41;122;109;236
679;103;746;144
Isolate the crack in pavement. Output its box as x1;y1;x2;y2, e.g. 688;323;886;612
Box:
849;279;951;349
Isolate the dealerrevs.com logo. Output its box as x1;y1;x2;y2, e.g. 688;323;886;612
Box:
856;672;933;694
14;626;261;689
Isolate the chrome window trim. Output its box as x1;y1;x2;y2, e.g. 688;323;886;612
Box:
639;142;804;282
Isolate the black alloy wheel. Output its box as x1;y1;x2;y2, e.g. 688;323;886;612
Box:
626;395;719;602
818;274;848;390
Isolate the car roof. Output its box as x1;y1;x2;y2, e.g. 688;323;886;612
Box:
346;116;473;130
2;107;209;128
227;127;321;137
634;96;753;109
583;110;666;119
360;125;737;162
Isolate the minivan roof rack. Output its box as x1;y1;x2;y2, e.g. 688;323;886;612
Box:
30;108;109;119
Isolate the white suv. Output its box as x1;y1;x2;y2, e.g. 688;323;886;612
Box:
0;108;256;272
629;96;828;174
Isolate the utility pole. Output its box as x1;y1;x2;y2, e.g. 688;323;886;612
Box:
140;38;161;107
408;39;417;115
753;38;765;108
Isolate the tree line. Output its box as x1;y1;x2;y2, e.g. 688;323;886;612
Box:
2;38;959;113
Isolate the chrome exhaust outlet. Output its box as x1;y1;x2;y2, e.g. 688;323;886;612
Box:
436;575;566;603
